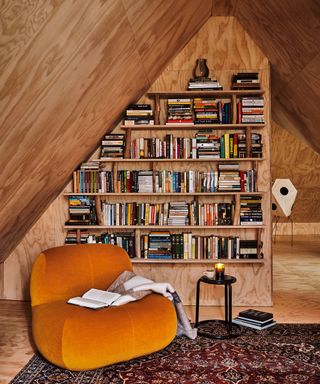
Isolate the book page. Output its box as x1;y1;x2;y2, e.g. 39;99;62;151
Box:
68;297;107;309
82;288;120;304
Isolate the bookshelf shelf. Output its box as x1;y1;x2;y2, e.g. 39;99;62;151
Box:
97;158;265;163
147;90;264;97
121;123;265;130
64;225;267;230
64;191;266;196
131;258;265;264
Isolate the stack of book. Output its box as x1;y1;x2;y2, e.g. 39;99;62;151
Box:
196;131;221;159
193;98;219;124
123;104;154;126
65;196;97;226
187;77;223;90
233;309;276;330
101;133;125;158
65;230;89;244
239;239;261;259
217;163;241;192
147;231;172;259
238;96;265;124
251;133;263;158
168;201;190;225
166;99;193;125
240;195;263;225
231;72;260;90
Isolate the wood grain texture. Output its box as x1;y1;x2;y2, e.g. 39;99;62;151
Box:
272;53;320;153
123;0;212;83
0;16;272;303
211;0;237;16
271;121;320;222
1;194;67;300
234;0;320;95
1;235;320;384
231;0;320;154
0;0;212;263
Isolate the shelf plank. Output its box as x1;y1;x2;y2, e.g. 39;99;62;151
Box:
97;158;265;162
147;90;265;97
120;123;265;130
64;225;267;229
64;192;266;196
131;259;265;264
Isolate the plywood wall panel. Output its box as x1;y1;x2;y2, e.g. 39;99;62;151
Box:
234;0;320;95
1;16;273;302
123;0;211;82
0;0;212;263
2;194;67;299
271;121;320;223
272;53;320;154
211;0;237;16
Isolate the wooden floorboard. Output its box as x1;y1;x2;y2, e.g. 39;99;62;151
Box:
0;235;319;383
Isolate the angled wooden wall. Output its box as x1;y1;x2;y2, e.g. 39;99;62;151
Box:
271;121;320;223
230;0;320;153
1;16;273;304
0;0;211;263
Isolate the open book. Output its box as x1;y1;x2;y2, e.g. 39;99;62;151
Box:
67;288;136;309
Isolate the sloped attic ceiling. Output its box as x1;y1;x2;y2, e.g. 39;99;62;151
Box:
0;0;319;263
0;0;212;262
226;0;320;153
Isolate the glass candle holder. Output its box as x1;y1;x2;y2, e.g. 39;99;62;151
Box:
215;263;225;280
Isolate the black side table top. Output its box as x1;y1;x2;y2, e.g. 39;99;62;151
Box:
199;274;237;285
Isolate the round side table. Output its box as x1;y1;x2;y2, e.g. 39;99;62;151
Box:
195;274;240;339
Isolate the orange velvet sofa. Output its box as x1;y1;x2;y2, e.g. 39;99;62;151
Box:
30;244;177;371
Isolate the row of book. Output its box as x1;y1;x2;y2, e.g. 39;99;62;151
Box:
65;231;135;258
72;167;256;194
130;132;262;159
217;163;256;192
99;201;234;226
142;232;261;260
122;97;264;127
65;230;262;260
240;195;263;225
193;98;231;124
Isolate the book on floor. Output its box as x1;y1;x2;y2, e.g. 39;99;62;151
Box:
238;309;273;322
232;317;276;330
68;288;136;309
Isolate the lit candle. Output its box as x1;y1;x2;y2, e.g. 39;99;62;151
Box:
215;263;225;280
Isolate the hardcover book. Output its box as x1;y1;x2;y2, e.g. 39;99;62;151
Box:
238;309;273;322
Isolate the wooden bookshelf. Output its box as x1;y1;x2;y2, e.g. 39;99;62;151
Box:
64;82;271;306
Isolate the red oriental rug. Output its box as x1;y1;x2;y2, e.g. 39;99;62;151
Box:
10;323;320;383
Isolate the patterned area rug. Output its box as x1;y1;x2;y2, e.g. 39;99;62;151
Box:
11;323;320;384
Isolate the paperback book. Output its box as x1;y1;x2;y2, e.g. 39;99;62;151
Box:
68;288;136;309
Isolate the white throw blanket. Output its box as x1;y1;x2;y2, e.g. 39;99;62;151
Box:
107;271;197;339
